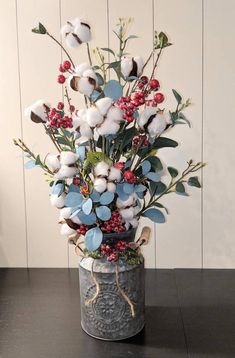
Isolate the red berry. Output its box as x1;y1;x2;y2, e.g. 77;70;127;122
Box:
59;64;65;73
126;116;134;123
133;99;140;107
73;177;81;186
69;105;75;112
154;92;165;104
123;170;134;181
114;162;124;170
63;60;71;70
57;102;64;110
58;75;66;84
140;75;149;84
149;79;160;90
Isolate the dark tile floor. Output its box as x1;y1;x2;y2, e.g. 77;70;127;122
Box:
0;268;235;358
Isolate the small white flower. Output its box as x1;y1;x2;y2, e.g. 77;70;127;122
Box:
50;193;66;209
94;177;107;193
108;167;121;182
60;151;79;165
25;99;50;123
95;97;113;116
107;182;116;192
94;161;110;177
60;223;76;236
45;154;61;172
86;107;103;127
61;18;91;49
54;165;78;180
121;56;144;79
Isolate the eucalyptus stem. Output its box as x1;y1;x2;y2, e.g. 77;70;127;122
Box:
86;43;92;66
46;32;75;68
43;125;61;152
138;162;205;216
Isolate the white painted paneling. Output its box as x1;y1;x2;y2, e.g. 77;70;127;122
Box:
154;0;203;267
108;0;156;268
203;0;235;267
0;0;27;267
17;0;68;267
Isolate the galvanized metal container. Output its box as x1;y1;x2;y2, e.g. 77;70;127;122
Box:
79;230;145;341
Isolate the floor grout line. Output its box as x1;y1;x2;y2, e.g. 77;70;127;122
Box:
15;0;29;268
174;269;190;357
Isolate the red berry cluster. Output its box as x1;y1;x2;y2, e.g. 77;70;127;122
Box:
77;224;88;236
57;60;72;84
116;92;146;123
123;170;137;184
132;134;149;148
101;240;129;262
100;211;126;234
137;76;165;107
114;162;125;170
48;107;73;129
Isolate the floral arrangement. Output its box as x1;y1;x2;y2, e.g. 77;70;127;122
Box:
14;17;204;263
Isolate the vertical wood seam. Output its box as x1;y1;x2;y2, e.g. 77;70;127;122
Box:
15;0;29;268
201;0;204;269
106;0;110;79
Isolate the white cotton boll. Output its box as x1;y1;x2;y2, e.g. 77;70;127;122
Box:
95;97;113;116
78;77;94;96
75;63;91;77
107;182;116;193
45;154;61;171
137;107;157;129
121;57;133;78
94;178;107;193
50;193;66;209
165;112;173;125
148;113;167;137
60;223;76;236
65;32;82;48
55;165;78;180
133;206;140;216
83;69;97;82
106;107;123;123
25;99;50;123
59;207;72;220
74;22;91;43
94;161;110;177
60;151;79;165
61;23;73;37
129;218;139;228
80;122;93;139
108;167;121;182
116;194;137;209
86;107;103;127
120;207;135;220
96;118;120;136
134;56;144;76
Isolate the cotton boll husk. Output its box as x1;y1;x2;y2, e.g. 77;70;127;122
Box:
45;154;60;171
94;161;109;177
60;223;76;236
138;107;157;129
108;167;121;182
74;22;91;43
94;177;107;193
106;106;123;123
83;69;97;82
119;207;135;220
134;56;144;76
78;77;94;96
107;182;116;192
95;97;113;116
50;193;66;209
59;207;72;220
54;165;78;180
86;107;103;127
96;118;120;136
147;113;167;137
121;57;133;78
60;151;79;165
75;63;91;77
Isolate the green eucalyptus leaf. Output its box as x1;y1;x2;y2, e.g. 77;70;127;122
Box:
153;202;169;214
148;156;163;172
172;89;182;104
101;47;116;57
32;22;47;35
152;137;178;149
168;167;178;178
176;182;186;194
188;176;201;188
